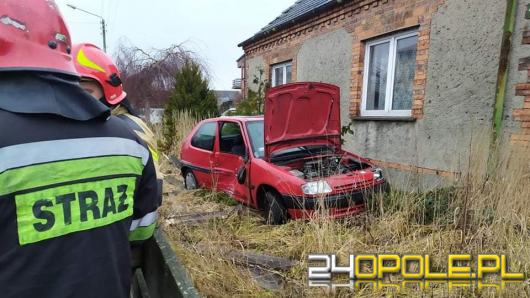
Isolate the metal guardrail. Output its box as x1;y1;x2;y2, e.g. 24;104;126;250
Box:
131;229;200;298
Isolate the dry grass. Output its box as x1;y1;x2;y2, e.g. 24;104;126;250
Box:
154;110;202;157
157;115;530;297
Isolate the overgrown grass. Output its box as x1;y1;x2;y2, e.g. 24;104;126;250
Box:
194;189;240;206
156;118;530;297
366;187;456;226
155;110;202;156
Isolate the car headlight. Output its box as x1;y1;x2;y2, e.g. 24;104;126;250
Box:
372;168;383;180
302;180;332;195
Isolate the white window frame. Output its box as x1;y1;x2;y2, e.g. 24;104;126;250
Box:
271;61;292;87
361;30;418;117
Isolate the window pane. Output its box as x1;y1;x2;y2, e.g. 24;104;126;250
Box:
191;122;216;151
286;64;292;83
392;35;417;110
274;67;283;87
366;42;390;110
219;122;245;156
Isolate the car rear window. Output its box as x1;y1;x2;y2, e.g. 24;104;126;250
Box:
191;122;216;151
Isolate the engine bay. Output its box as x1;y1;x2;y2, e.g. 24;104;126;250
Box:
279;155;370;180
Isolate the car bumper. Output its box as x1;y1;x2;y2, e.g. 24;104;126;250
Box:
281;181;388;219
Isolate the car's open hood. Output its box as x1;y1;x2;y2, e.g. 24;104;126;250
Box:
264;82;341;159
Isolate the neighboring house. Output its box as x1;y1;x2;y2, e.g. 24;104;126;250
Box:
135;107;165;124
238;0;530;189
148;108;165;124
233;55;245;90
214;90;241;113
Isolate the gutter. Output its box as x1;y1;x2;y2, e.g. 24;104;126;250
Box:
492;0;517;141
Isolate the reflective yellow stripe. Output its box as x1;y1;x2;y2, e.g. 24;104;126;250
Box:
148;145;159;162
129;223;156;242
77;48;106;73
0;155;144;196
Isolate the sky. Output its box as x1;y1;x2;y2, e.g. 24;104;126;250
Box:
55;0;290;91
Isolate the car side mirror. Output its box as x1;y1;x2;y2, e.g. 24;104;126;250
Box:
237;166;246;184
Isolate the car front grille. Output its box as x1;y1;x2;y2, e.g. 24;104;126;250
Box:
334;179;375;193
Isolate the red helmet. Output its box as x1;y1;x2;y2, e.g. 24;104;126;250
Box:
72;43;127;105
0;0;77;76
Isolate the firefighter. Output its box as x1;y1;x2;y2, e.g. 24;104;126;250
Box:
0;1;160;297
71;43;162;183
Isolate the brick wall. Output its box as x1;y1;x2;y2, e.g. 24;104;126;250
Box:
512;27;530;146
242;0;445;119
348;0;444;119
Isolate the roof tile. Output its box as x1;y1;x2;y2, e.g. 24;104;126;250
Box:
239;0;337;47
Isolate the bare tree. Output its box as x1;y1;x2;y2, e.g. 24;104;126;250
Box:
113;39;204;115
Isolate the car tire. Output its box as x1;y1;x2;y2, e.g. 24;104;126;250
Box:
263;190;288;225
184;169;198;190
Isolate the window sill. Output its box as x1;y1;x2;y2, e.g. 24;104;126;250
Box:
351;116;416;122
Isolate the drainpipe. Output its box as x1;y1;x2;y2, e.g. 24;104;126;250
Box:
488;0;518;175
492;0;518;142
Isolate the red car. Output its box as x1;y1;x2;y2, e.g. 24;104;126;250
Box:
180;82;387;224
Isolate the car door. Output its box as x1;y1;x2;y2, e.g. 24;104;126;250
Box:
185;121;218;189
213;121;250;203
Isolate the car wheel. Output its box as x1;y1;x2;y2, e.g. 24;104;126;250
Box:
263;190;288;225
184;170;198;190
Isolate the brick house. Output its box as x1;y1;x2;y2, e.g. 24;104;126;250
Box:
237;0;530;189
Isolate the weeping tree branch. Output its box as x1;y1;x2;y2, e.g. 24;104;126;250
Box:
113;39;208;114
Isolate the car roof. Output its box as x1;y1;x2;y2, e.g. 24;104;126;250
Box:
209;115;264;122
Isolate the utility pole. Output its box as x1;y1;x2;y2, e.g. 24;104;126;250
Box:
101;18;107;53
67;4;107;52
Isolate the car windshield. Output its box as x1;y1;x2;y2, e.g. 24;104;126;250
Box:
270;145;334;161
246;120;335;160
246;120;265;158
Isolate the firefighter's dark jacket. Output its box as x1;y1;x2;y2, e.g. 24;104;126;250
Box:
0;73;161;298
